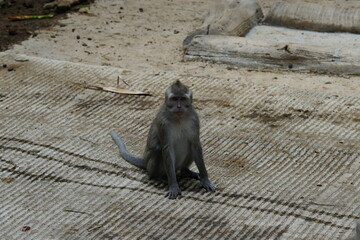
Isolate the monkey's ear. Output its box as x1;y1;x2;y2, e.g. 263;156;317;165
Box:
165;88;172;100
186;90;193;102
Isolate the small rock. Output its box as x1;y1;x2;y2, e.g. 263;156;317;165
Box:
0;0;11;8
78;7;89;13
139;8;143;12
22;226;31;232
173;29;180;34
8;28;17;36
57;0;83;13
23;0;34;8
43;2;57;9
44;0;84;12
76;35;80;39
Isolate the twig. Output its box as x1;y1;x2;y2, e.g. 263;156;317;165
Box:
88;225;102;232
64;209;93;216
307;201;338;207
118;76;130;87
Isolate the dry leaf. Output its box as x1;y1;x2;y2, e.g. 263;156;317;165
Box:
86;85;151;96
102;86;151;95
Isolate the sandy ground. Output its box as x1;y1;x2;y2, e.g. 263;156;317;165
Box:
7;0;360;97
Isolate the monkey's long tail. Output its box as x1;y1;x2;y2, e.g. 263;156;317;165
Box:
110;131;146;170
355;220;360;240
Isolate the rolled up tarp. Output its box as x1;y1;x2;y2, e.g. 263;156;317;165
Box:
263;2;360;34
183;0;263;46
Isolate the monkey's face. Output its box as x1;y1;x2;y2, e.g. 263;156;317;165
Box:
165;81;193;117
166;95;192;116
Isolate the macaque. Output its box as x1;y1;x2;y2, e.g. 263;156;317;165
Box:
111;80;215;199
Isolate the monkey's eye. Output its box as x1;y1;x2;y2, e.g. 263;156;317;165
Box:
170;96;187;101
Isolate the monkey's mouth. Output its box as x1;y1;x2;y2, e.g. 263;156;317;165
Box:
174;109;185;116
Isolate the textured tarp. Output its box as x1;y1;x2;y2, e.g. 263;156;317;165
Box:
0;53;359;239
183;0;263;46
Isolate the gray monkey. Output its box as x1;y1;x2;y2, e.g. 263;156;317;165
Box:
111;80;216;199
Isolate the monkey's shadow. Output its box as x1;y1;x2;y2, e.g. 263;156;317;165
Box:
144;173;207;195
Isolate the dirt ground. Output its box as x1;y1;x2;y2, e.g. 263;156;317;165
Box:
3;0;360;98
0;0;94;51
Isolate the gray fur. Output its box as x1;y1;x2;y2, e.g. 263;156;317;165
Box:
111;131;145;169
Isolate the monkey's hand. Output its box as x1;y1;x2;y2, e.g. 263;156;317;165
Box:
166;185;181;199
200;178;216;192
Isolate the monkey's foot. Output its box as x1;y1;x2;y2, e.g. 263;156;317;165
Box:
179;168;200;180
200;179;216;192
165;186;181;199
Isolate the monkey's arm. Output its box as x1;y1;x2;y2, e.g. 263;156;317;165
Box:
192;143;216;192
110;131;146;169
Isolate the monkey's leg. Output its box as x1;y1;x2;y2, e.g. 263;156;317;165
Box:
150;173;168;184
179;168;200;180
146;154;166;181
192;144;216;192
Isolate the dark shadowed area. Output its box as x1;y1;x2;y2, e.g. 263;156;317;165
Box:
0;0;93;51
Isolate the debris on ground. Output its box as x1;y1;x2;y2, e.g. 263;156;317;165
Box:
8;14;54;21
21;226;30;232
43;0;90;13
86;85;152;96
